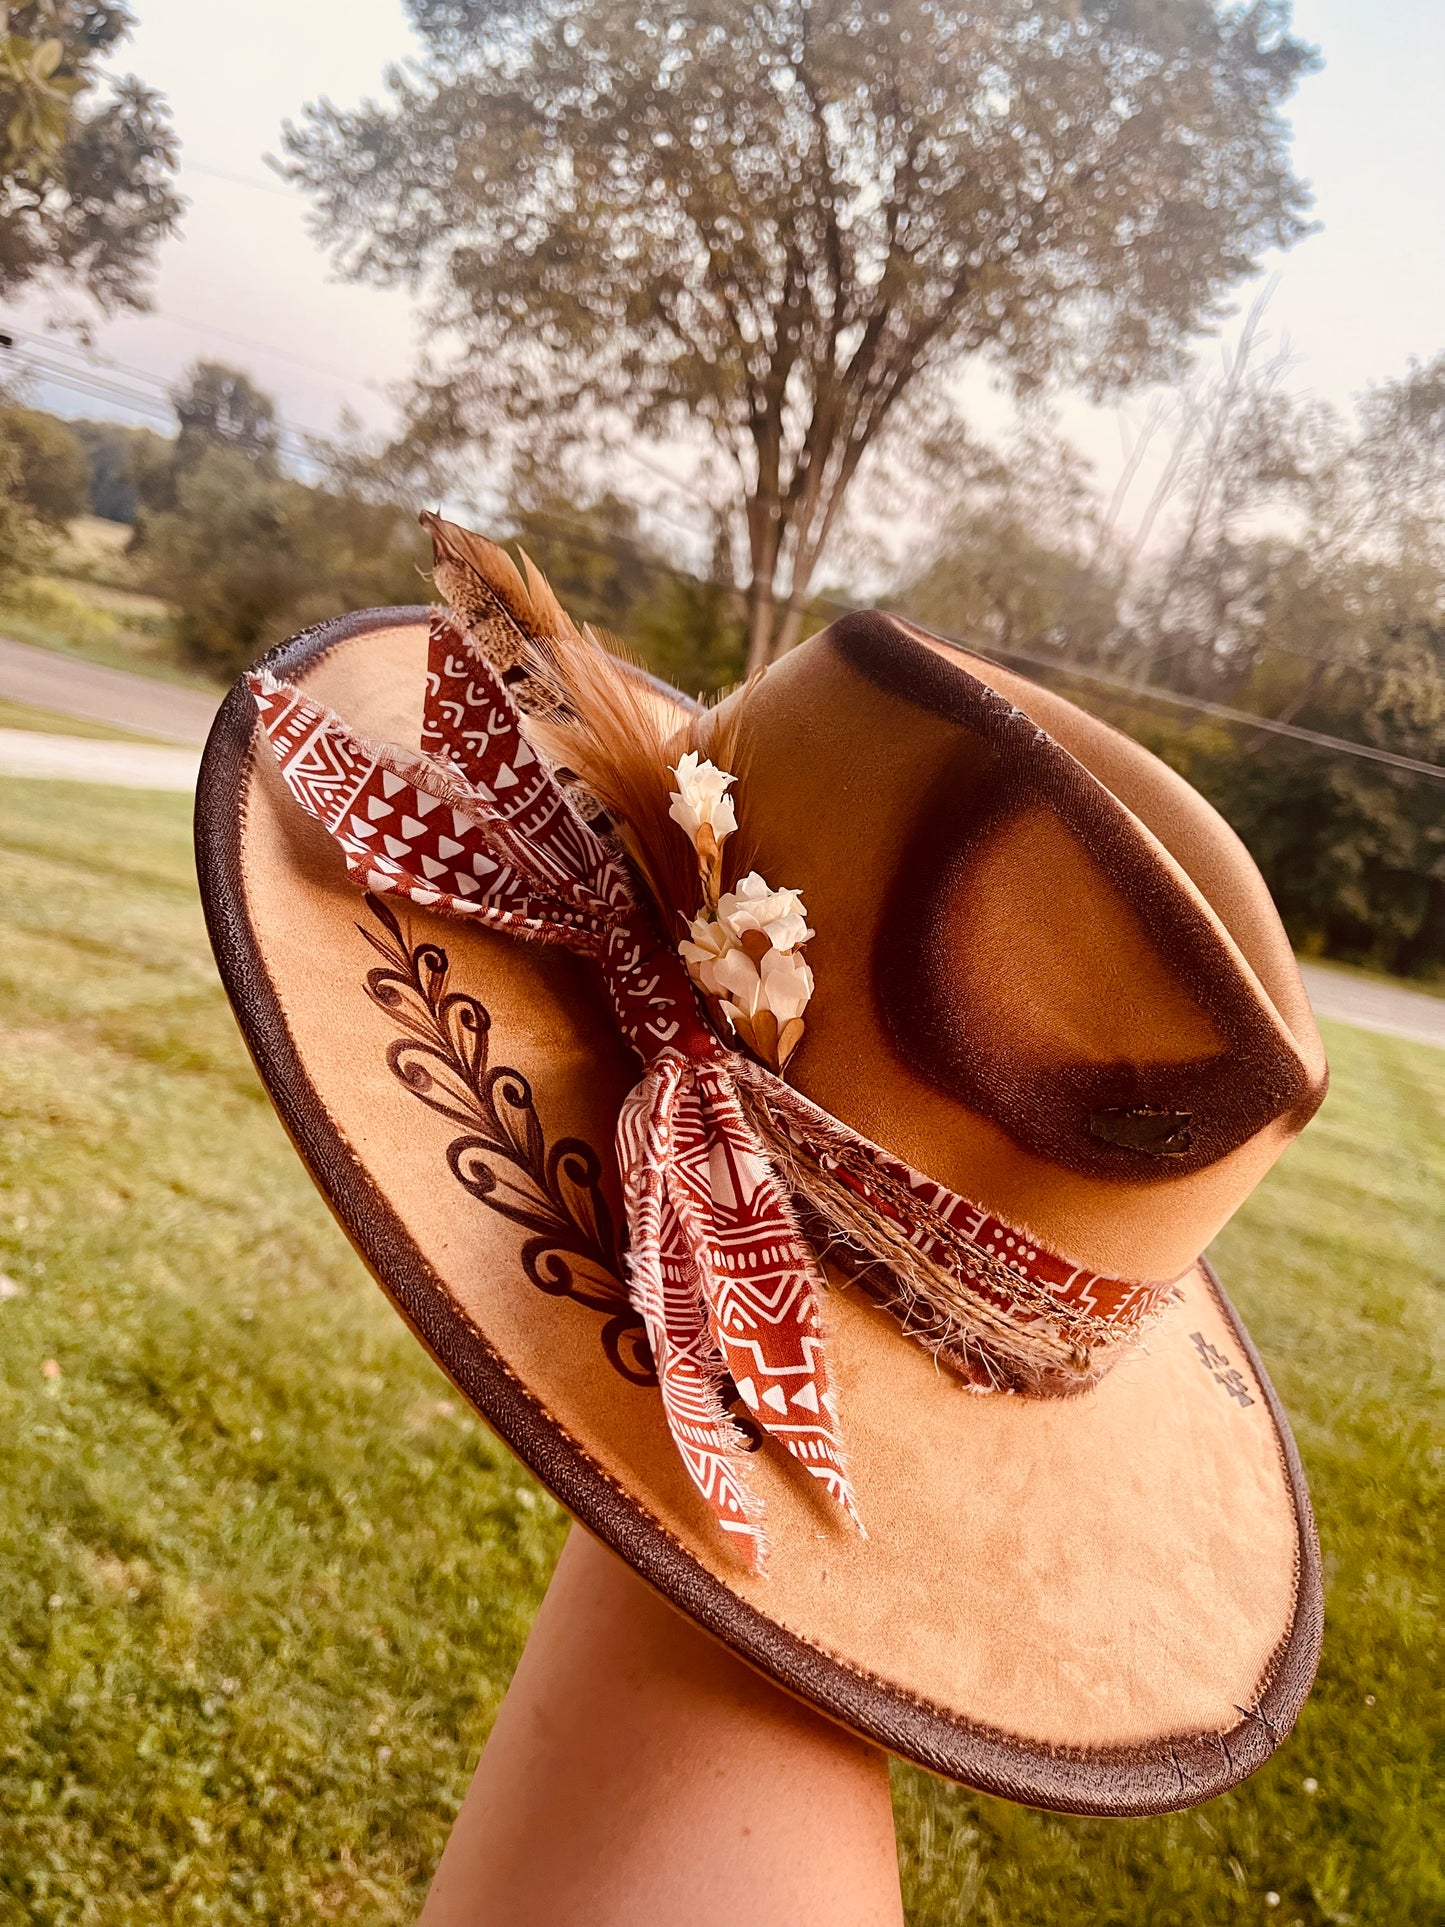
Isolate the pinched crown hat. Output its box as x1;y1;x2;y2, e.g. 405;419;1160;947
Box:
196;515;1327;1815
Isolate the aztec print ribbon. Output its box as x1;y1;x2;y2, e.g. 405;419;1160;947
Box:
251;615;856;1571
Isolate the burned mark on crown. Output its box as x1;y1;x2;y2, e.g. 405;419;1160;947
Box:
828;611;1323;1182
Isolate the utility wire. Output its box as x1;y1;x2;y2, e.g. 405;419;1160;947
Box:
943;634;1445;783
471;511;1445;782
5;322;337;430
3;336;325;465
22;319;1427;697
155;307;387;395
186;159;293;199
6;329;714;553
8;356;320;469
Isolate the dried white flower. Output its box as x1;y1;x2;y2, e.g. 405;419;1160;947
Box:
759;947;814;1023
716;872;814;957
710;944;766;1016
669;754;815;1072
678;915;733;999
680;888;815;1071
668;752;737;845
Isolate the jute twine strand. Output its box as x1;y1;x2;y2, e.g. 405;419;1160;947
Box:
738;1069;1172;1396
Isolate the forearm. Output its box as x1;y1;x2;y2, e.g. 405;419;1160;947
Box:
418;1526;904;1927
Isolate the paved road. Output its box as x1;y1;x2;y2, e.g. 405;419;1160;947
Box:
1299;963;1445;1051
0;635;221;746
0;727;200;790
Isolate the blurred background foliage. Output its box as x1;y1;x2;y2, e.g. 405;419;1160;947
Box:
0;3;1440;1918
0;0;1436;978
280;0;1320;672
0;2;179;311
901;337;1445;979
0;330;1439;978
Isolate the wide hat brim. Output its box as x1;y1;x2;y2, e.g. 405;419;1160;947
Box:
196;608;1321;1815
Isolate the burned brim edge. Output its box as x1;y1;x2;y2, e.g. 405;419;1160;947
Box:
194;605;1323;1816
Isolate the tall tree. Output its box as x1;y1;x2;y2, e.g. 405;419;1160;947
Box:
505;488;748;693
128;361;285;516
283;0;1317;667
134;364;433;678
0;3;181;309
70;416;168;522
902;425;1120;663
141;441;432;678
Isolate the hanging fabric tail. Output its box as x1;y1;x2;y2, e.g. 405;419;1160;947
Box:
616;1059;863;1573
618;1063;771;1572
667;1065;860;1536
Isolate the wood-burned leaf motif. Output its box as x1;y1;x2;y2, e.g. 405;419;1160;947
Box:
357;894;655;1386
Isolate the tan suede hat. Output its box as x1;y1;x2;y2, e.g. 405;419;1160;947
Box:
195;543;1326;1817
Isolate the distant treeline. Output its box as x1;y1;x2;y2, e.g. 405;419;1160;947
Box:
0;367;431;678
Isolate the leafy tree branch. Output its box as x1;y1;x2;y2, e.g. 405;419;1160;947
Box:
280;0;1318;665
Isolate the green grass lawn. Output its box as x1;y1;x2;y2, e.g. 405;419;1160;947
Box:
0;779;1439;1926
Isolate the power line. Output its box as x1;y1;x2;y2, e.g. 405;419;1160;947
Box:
611;438;719;510
186;159;292;199
946;634;1445;783
7;328;326;438
2;330;327;465
482;513;1445;780
155;307;388;396
6;356;175;428
0;315;717;552
423;493;1445;782
7;354;319;466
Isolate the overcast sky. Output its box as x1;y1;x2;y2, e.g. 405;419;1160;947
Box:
8;0;1443;558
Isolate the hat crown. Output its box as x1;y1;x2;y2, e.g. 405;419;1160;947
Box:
717;613;1327;1279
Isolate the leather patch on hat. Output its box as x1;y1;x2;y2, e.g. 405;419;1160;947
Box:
1088;1108;1194;1156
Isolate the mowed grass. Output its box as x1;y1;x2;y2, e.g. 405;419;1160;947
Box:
0;778;1439;1926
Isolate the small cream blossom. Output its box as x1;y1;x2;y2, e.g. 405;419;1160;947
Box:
759;947;814;1023
678;915;733;1000
668;752;737;845
716;873;813;956
710;944;766;1017
679;891;815;1071
669;755;814;1073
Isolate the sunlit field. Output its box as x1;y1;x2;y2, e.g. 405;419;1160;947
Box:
0;778;1438;1925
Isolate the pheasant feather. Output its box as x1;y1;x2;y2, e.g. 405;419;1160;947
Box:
421;510;748;933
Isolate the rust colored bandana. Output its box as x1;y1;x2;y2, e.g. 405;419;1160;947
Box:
251;615;1176;1567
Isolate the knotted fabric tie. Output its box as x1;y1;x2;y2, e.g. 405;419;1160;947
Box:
251;614;858;1571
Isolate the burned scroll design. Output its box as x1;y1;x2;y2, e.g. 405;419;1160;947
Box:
358;894;655;1385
